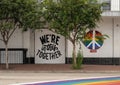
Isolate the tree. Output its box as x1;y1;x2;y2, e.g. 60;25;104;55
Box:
0;0;43;69
42;0;103;68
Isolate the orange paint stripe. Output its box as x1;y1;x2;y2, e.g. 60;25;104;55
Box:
74;80;120;85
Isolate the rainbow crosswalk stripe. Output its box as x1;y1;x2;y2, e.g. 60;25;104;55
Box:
25;77;120;85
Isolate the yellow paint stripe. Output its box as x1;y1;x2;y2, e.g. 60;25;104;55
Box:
74;80;120;85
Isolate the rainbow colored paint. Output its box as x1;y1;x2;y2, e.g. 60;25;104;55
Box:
83;30;104;52
25;77;120;85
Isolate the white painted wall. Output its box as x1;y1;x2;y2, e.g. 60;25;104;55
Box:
67;17;113;58
22;30;31;57
0;28;30;63
0;28;31;58
84;17;113;58
113;17;120;57
1;17;120;64
111;0;120;11
0;28;23;48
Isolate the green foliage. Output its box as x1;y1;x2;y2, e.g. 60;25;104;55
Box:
42;0;103;68
0;0;43;30
73;50;83;69
42;0;103;39
0;0;43;69
96;34;109;41
0;0;43;42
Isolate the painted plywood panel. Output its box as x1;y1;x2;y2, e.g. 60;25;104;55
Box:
83;17;113;58
67;17;113;58
35;29;65;64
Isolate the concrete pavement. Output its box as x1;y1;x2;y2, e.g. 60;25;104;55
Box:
0;71;120;85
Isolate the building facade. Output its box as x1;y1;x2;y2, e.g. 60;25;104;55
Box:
0;0;120;65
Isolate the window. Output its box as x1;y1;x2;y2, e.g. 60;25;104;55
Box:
101;0;111;11
38;0;42;2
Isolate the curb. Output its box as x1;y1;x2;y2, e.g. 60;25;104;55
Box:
0;70;120;73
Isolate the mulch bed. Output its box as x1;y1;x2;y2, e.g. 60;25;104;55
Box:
0;64;120;72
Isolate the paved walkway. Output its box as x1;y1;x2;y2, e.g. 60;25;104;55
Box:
0;71;120;85
0;64;120;72
0;64;120;85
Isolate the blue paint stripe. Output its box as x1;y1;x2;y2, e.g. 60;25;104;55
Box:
25;77;120;85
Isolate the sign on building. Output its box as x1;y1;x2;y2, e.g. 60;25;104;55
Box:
35;29;65;64
83;30;104;53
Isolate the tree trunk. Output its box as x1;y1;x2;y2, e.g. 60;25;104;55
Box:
72;42;77;68
5;43;9;69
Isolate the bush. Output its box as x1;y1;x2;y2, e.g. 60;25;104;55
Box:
72;50;83;69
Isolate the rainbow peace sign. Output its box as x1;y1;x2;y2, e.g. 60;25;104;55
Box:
83;30;104;52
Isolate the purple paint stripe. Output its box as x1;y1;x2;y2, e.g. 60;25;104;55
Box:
24;77;120;85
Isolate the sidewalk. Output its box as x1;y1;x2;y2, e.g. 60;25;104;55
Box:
0;64;120;85
0;64;120;73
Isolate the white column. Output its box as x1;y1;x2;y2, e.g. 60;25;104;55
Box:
111;0;120;11
23;30;30;57
113;17;120;57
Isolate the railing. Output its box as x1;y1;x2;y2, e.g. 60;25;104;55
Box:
99;0;111;11
102;11;120;16
98;0;120;16
0;48;27;64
